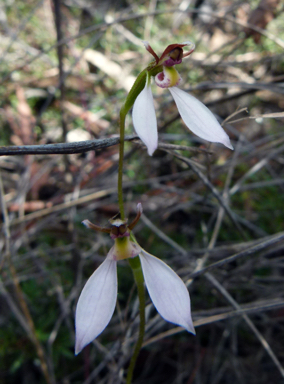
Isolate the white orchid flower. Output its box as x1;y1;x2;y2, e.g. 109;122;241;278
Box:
75;204;195;354
132;41;233;156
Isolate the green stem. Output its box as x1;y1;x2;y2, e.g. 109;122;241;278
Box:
117;69;148;220
127;256;145;384
118;109;126;220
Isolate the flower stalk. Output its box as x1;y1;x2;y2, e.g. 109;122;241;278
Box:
126;255;146;384
117;69;147;221
118;109;126;220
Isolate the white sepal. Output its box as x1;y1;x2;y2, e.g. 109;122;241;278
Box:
139;250;195;334
75;258;117;354
169;87;233;150
132;82;158;156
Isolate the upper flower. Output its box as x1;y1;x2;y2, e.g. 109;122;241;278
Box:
143;41;195;67
75;204;195;354
132;41;233;156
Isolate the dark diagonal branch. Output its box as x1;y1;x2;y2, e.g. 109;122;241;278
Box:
0;135;138;156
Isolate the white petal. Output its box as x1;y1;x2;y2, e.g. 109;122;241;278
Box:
132;83;158;156
136;202;143;215
169;87;233;150
75;258;117;354
139;251;195;334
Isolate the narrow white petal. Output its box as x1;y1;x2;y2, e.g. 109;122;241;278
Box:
139;251;195;334
136;202;143;215
181;41;195;48
169;87;233;150
132;83;158;156
75;258;117;354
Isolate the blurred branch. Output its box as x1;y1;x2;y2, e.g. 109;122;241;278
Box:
0;0;45;67
193;81;284;95
244;0;281;44
52;0;67;141
0;135;138;156
2;7;284;84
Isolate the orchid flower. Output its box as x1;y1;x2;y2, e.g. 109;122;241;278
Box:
132;41;233;155
75;203;195;354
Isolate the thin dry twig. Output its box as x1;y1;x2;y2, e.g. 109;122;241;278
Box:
143;298;284;347
164;149;248;240
206;272;284;379
188;231;284;279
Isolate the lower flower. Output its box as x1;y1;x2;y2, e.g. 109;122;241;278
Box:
75;206;195;354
